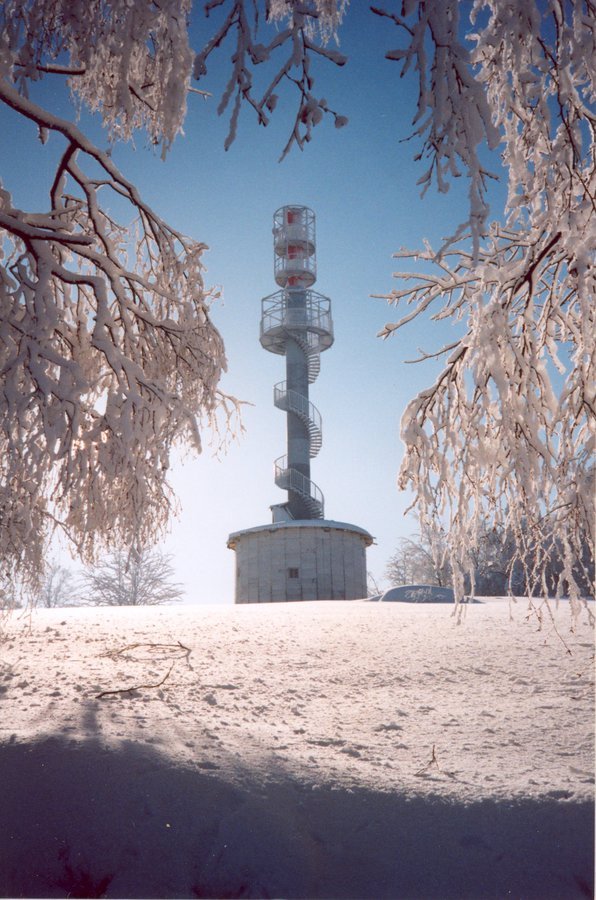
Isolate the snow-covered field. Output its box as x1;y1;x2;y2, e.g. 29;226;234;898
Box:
0;598;593;899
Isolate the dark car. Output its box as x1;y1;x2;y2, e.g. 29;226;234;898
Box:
380;584;455;603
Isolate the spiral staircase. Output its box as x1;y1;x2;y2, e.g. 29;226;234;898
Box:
259;206;334;521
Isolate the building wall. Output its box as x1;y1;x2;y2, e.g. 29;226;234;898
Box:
228;521;372;603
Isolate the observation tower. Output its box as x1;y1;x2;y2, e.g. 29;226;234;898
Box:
228;206;372;603
261;205;333;521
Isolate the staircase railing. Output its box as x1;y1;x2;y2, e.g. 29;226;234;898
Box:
273;382;322;457
274;456;324;518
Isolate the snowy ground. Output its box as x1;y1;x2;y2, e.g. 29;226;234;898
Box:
0;598;593;899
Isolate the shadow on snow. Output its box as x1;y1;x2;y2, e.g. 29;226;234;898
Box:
0;736;593;899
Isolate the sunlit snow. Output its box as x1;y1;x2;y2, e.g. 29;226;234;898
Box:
1;598;593;898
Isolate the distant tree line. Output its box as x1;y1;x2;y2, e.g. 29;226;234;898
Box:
386;524;594;599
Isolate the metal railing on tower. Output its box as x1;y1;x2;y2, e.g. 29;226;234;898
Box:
260;206;334;522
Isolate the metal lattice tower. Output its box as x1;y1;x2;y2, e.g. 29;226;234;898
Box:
260;206;334;521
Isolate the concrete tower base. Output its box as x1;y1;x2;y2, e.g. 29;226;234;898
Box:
227;520;373;604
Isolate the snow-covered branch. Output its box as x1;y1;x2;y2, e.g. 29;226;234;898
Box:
372;1;500;255
0;0;194;156
0;20;232;592
381;223;594;612
372;1;595;612
194;0;349;157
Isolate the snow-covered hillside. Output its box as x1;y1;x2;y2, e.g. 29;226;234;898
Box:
0;598;593;898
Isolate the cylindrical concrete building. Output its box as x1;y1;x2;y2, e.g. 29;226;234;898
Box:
228;206;373;603
228;521;373;603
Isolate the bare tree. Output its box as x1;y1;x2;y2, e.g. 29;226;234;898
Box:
83;547;185;607
33;560;79;608
385;531;452;589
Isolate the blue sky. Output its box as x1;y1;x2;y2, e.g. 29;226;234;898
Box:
1;5;507;602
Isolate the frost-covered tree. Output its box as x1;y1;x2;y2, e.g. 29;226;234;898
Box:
82;547;184;606
371;1;595;613
385;531;452;588
33;559;78;608
388;521;595;599
0;0;232;593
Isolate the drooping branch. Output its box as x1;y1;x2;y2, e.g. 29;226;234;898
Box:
194;0;349;158
370;2;595;612
372;2;500;256
378;223;594;614
1;0;195;156
0;77;234;592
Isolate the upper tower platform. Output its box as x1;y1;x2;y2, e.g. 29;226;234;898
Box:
273;205;316;289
